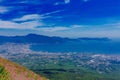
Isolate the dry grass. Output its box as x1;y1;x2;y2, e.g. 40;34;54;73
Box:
0;57;47;80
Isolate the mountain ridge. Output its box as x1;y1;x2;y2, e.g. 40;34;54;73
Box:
0;33;110;44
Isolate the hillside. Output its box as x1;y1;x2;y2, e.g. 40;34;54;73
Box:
0;57;47;80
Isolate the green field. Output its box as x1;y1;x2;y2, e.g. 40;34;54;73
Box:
32;66;120;80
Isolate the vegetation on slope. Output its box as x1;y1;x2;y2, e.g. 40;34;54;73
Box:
0;57;47;80
0;65;10;80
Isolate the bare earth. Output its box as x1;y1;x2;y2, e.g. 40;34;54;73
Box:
0;57;47;80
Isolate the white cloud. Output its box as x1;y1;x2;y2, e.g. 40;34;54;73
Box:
0;0;4;3
0;20;43;29
83;0;90;2
0;20;71;31
0;12;84;32
0;6;10;14
1;14;82;31
71;25;84;28
37;25;83;32
0;14;45;29
54;0;70;5
18;0;42;5
12;14;43;21
64;0;70;4
43;10;64;16
38;27;70;32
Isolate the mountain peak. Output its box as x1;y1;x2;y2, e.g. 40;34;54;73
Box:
26;33;41;36
0;34;111;44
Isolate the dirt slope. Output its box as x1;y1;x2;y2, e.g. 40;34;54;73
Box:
0;57;47;80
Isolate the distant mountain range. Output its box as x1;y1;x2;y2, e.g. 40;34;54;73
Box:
0;34;110;44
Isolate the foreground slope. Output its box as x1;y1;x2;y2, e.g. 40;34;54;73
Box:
0;57;47;80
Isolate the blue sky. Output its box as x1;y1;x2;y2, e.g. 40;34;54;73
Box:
0;0;120;38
